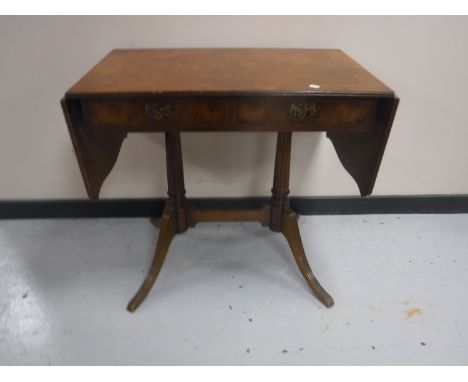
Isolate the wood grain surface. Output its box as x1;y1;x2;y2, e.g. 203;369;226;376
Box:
62;48;399;311
67;49;393;97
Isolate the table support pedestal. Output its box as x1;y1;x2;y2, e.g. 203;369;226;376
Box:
270;133;334;308
127;132;334;312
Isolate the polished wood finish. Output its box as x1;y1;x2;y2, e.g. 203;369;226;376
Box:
269;131;333;306
128;131;189;311
280;209;334;307
64;49;397;200
270;132;292;232
165;132;188;233
130;130;333;311
82;96;378;132
127;201;176;312
61;98;126;199
327;97;399;196
188;205;271;227
67;49;392;96
62;49;399;312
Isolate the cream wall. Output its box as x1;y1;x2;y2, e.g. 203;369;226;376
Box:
1;16;467;200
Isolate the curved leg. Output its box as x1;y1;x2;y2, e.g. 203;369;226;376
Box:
128;132;187;312
127;208;176;312
281;209;334;308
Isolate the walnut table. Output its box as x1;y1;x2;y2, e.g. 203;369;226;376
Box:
61;49;398;312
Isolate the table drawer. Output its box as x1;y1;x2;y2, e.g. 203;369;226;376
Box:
83;98;228;131
234;97;378;132
82;96;378;132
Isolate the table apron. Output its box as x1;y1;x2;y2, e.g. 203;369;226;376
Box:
80;96;380;132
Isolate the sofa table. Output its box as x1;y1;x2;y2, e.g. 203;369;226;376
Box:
61;48;398;312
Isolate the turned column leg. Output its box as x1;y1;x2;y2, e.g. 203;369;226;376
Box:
270;132;292;232
149;132;188;231
127;132;188;312
165;132;188;233
269;132;334;308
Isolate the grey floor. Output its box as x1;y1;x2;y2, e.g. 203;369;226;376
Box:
1;214;467;365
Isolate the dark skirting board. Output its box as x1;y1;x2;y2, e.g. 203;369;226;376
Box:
1;195;467;219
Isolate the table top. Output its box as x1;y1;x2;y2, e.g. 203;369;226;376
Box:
67;48;394;98
62;48;399;200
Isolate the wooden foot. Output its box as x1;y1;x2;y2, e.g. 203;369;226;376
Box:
127;206;176;312
280;209;334;307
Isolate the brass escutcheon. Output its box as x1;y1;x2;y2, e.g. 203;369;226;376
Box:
145;103;171;121
290;103;316;120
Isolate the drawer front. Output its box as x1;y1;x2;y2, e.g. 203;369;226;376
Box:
83;98;228;131
234;97;378;132
82;96;378;132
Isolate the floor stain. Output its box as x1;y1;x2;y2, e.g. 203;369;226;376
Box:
405;307;422;319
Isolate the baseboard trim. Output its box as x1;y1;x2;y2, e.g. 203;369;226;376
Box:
1;195;467;219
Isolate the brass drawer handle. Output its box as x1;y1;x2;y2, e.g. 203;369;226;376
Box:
290;103;315;120
145;103;171;121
